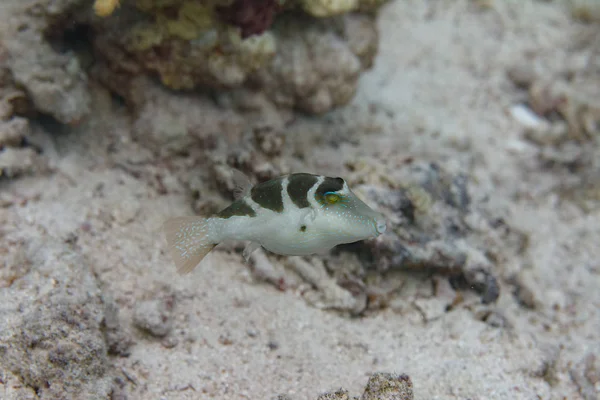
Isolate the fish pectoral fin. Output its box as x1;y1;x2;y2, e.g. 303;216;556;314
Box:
231;168;253;200
242;241;261;263
298;208;317;228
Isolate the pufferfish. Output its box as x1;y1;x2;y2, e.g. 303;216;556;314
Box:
163;170;387;274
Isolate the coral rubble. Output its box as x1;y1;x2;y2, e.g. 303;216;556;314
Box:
91;1;382;114
0;233;118;399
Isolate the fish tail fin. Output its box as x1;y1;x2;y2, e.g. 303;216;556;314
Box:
163;216;217;275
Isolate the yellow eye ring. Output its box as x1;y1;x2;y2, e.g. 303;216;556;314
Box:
324;192;341;204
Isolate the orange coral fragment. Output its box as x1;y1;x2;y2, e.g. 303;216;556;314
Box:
94;0;120;17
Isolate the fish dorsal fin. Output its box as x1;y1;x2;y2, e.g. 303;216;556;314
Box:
231;168;253;200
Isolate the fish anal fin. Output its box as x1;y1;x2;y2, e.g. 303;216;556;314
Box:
231;168;253;200
163;217;216;275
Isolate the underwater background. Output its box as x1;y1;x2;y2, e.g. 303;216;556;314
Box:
1;0;599;399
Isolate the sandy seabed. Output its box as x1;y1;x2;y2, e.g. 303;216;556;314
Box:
1;1;600;399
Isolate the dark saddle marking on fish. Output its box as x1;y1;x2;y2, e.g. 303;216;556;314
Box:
315;177;344;202
216;199;256;219
287;173;319;209
251;177;284;213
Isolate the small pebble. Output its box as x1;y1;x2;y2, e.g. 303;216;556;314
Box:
161;336;179;349
507;64;537;89
218;335;233;345
509;104;549;130
133;298;174;338
247;329;258;338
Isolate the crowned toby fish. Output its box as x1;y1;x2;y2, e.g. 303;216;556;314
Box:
163;171;387;274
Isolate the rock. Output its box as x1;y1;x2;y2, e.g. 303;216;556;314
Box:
0;147;40;178
102;297;134;357
1;0;91;124
286;256;366;313
569;0;600;22
91;3;380;115
317;389;351;400
0;67;46;179
361;373;414;400
133;295;175;338
506;64;537;89
129;77;245;157
315;373;414;400
357;161;505;304
250;14;376;114
0;235;114;399
570;353;600;400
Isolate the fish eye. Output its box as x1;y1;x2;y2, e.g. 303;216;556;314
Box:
324;192;341;204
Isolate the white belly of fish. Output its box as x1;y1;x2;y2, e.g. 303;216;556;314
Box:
220;210;340;256
260;229;338;256
260;225;339;255
259;213;341;255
